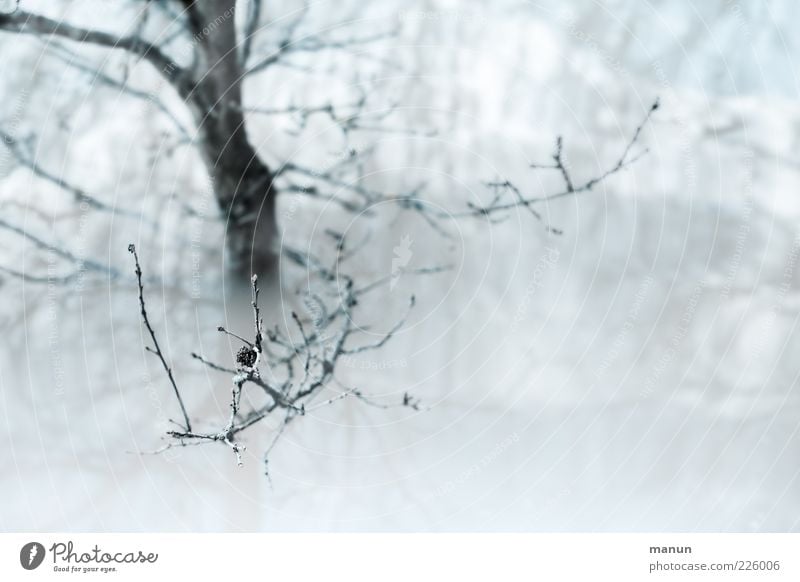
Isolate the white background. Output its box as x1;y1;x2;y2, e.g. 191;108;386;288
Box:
1;0;799;531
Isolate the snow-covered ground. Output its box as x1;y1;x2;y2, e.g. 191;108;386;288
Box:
1;0;799;531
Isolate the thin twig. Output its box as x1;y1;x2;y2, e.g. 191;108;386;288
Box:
128;244;191;432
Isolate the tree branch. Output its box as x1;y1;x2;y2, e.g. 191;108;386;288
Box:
136;236;433;472
0;9;192;97
128;243;192;432
462;99;660;222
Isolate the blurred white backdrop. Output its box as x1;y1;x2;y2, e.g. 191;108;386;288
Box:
1;0;799;531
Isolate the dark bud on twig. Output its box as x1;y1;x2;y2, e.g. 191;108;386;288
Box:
236;346;258;368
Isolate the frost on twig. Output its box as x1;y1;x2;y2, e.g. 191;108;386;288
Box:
131;237;439;474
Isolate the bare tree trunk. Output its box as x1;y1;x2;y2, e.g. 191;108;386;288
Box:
187;0;277;276
0;1;281;276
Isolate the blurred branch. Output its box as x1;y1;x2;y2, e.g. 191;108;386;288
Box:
0;9;190;94
39;39;193;142
240;0;262;66
0;217;120;282
244;4;398;76
0;128;148;220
